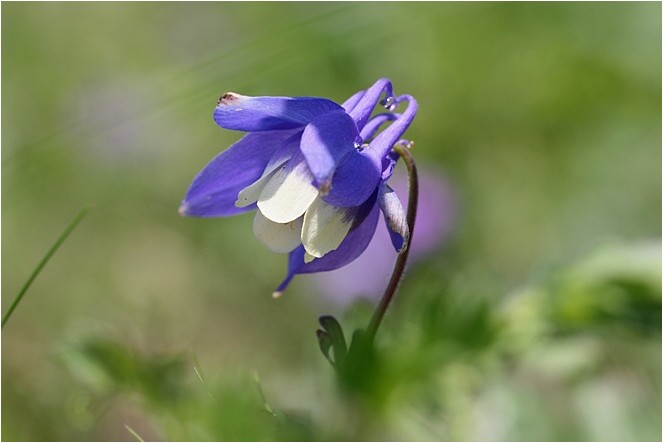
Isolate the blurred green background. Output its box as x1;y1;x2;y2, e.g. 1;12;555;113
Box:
2;2;661;441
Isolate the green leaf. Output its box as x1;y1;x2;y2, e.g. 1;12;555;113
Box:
316;329;334;367
318;315;347;367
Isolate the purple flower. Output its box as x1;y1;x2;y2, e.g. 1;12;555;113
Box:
179;79;418;296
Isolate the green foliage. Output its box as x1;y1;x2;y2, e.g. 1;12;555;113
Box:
60;338;188;406
45;243;660;441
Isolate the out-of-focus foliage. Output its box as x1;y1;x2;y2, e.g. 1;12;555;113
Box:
2;3;660;441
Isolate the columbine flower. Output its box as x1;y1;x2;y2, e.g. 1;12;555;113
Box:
179;79;417;296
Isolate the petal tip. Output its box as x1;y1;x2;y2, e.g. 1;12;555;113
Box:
178;203;189;216
274;271;296;298
217;92;244;106
304;251;318;263
396;236;409;254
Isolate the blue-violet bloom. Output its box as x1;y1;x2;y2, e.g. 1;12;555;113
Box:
179;79;418;296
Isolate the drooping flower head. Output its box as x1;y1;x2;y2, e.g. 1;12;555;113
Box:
180;79;418;296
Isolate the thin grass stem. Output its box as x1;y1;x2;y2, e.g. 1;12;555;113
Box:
2;207;90;329
124;424;145;442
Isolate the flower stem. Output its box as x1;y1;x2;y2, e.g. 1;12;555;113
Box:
364;143;418;344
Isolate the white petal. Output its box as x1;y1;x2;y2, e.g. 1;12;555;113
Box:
378;184;409;252
257;160;319;223
302;197;353;259
304;252;316;263
253;210;303;254
235;155;293;208
235;169;277;208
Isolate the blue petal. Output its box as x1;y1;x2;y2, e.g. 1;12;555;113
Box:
321;149;382;207
360;112;399;140
369;95;418;159
214;93;343;131
342;90;365;112
347;78;394;131
378;184;409;252
381;150;399;180
180;130;299;217
300;110;360;191
295;204;378;274
274;193;380;294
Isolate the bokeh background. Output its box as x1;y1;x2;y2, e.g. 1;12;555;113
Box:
2;2;661;441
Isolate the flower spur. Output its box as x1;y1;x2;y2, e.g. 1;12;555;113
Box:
179;79;418;297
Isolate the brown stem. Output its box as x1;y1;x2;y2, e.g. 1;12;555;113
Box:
365;143;419;344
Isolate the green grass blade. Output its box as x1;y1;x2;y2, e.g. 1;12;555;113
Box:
124;424;145;442
2;206;90;329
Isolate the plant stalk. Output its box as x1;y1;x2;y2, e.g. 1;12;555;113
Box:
364;143;419;344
